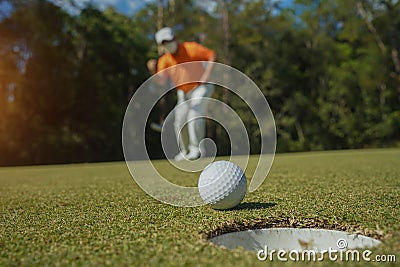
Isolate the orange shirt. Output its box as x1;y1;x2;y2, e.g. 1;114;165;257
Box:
157;42;215;93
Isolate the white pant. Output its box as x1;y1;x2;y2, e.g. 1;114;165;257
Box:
174;84;214;154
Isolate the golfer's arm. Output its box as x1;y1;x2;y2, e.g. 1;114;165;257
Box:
152;72;168;85
147;59;168;85
201;53;216;83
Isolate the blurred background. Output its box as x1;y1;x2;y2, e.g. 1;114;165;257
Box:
0;0;399;166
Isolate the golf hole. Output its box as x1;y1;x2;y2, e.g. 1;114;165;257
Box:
210;228;381;252
207;218;383;252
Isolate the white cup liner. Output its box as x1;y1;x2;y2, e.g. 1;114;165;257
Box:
210;228;381;252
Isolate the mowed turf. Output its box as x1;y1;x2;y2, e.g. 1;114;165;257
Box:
0;149;399;266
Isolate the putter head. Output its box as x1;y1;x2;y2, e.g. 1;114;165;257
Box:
150;122;163;132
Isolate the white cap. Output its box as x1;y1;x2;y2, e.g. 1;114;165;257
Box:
155;27;175;45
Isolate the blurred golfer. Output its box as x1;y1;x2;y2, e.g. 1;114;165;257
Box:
147;27;216;161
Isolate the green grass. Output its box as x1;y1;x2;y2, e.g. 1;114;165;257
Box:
1;149;399;266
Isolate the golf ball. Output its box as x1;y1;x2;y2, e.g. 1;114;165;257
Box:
198;160;247;210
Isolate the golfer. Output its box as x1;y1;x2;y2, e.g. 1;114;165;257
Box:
147;27;216;161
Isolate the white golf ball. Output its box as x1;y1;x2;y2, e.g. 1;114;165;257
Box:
198;160;247;210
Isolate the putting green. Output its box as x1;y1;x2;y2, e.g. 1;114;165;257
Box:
0;149;399;266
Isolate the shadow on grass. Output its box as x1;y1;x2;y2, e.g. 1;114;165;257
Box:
233;202;277;211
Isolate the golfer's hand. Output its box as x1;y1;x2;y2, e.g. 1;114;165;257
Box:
147;59;167;85
147;59;157;75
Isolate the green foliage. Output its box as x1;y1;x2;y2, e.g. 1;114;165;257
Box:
0;0;399;165
0;1;150;165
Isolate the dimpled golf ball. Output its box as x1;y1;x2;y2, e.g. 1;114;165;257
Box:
198;160;247;210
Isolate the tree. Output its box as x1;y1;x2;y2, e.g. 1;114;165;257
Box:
0;1;152;165
0;0;78;165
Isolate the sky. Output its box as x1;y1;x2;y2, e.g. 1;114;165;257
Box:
49;0;151;15
0;1;12;19
49;0;293;16
0;0;294;20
